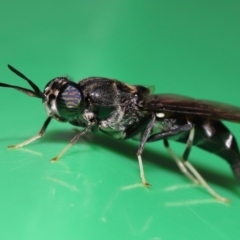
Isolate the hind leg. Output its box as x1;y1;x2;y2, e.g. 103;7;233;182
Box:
163;139;199;184
164;127;230;202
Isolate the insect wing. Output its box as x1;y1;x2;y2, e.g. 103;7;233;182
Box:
142;94;240;122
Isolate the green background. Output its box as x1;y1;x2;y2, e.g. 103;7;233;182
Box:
1;1;240;239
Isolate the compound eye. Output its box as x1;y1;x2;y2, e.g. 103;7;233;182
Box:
57;83;83;120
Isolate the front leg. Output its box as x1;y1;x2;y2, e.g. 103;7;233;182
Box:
8;117;52;149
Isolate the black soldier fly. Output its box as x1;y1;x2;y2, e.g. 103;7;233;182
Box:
1;65;240;202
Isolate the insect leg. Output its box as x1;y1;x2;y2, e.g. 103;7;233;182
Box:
137;114;156;186
147;123;193;142
51;122;94;162
8;117;52;149
148;123;198;182
147;123;228;201
172;127;229;202
163;139;199;184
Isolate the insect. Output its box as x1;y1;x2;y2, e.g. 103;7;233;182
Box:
1;65;240;202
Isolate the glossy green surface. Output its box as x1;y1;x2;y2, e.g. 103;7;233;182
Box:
1;1;240;239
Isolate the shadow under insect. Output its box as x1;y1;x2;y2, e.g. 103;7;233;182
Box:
40;129;238;191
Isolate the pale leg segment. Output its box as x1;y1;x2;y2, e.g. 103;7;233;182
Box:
137;155;150;186
165;127;229;202
8;117;51;149
184;161;230;202
51;122;94;162
137;114;156;186
164;139;199;184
